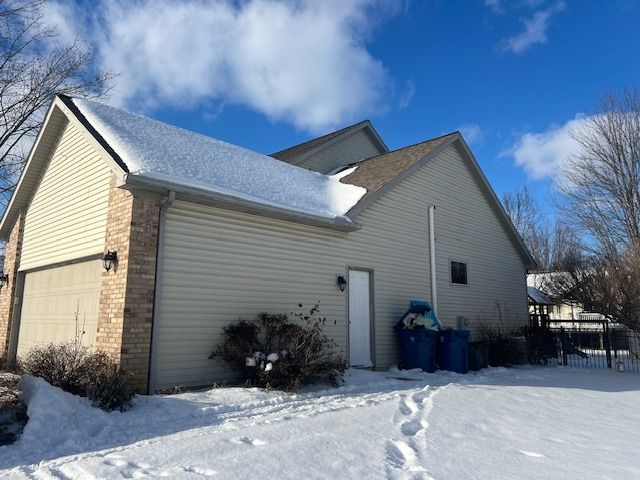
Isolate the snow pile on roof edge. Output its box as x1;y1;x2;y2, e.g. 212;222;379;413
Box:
72;98;366;220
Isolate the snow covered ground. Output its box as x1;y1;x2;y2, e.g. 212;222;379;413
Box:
1;367;639;479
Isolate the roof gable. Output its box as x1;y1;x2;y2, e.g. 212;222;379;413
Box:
341;132;536;268
0;96;133;240
271;120;388;167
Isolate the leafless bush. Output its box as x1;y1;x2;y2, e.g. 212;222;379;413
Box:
19;343;133;411
476;322;520;367
211;304;347;391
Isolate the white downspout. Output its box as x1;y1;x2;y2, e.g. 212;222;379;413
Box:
429;205;438;316
148;190;176;394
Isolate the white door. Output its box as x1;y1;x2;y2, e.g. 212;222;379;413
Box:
348;269;372;367
16;259;102;358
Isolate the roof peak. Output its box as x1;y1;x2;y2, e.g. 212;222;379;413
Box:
271;119;386;162
343;131;459;169
380;131;459;156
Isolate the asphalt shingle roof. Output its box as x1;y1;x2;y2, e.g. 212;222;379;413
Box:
340;133;457;210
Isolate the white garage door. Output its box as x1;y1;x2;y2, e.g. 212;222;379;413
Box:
16;259;102;358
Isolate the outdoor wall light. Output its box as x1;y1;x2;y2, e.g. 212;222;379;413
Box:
337;275;347;292
0;273;8;289
102;250;118;272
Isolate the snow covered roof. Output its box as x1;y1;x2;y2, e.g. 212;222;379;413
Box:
62;96;366;223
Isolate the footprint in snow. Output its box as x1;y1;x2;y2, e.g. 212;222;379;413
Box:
519;450;545;458
399;397;419;416
386;440;417;466
401;420;424;437
231;436;268;446
181;465;218;476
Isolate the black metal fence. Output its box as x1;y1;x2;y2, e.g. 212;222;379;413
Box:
542;320;640;373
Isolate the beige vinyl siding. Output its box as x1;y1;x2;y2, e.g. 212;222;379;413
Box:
154;194;432;388
154;143;527;389
20;122;112;271
298;130;384;174
428;144;528;334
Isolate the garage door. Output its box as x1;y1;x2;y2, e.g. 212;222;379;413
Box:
16;259;102;358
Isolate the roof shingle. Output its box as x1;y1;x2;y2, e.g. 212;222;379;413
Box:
340;133;457;210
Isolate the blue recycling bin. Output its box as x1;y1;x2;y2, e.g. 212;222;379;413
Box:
395;327;439;373
438;329;470;373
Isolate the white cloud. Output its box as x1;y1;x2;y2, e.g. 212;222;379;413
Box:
497;1;566;54
457;123;485;145
504;115;588;180
398;80;415;109
485;0;504;14
47;0;396;133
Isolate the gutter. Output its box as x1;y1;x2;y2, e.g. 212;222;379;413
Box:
147;190;176;394
122;173;361;233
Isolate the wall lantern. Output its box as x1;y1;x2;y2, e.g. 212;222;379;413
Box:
102;250;118;272
337;275;347;292
0;273;8;289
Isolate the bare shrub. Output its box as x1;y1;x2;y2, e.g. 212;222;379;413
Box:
85;353;133;412
477;322;520;367
521;326;559;365
19;343;133;411
211;304;347;391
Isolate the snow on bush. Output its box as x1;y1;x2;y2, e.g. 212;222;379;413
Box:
211;304;346;391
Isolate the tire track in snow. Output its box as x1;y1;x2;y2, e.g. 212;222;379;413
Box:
386;384;446;480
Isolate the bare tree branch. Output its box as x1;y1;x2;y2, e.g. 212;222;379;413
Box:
560;88;640;254
549;88;640;332
0;0;114;208
502;186;577;271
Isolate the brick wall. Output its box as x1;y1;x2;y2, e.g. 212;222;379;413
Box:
1;173;160;391
97;174;160;392
0;214;24;366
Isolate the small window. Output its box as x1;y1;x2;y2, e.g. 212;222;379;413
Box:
450;261;468;285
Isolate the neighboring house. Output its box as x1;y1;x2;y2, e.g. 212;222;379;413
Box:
527;273;603;324
0;95;534;392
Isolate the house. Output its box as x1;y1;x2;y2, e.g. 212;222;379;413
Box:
527;273;603;324
0;95;534;392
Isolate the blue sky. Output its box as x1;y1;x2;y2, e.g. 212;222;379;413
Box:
49;0;640;209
